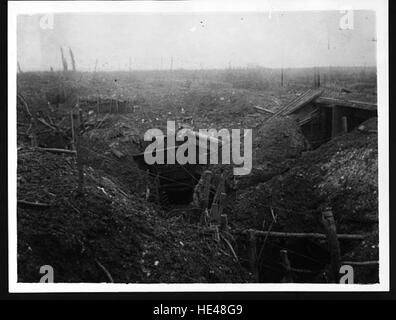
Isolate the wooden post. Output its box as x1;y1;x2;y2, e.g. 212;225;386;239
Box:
78;106;83;130
70;111;75;151
281;67;284;87
155;172;161;206
213;225;220;242
220;214;228;231
341;116;348;134
322;207;341;283
30;116;38;147
248;231;259;281
201;170;212;210
145;169;151;200
280;250;293;283
96;98;100;116
75;110;84;195
210;174;225;224
331;105;343;137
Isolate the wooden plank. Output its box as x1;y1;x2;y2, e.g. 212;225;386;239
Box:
254;106;275;114
233;229;365;240
316;96;377;111
342;261;379;266
285;89;324;115
36;147;76;155
18;200;51;208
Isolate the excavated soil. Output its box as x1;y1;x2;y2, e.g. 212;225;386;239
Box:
16;72;379;283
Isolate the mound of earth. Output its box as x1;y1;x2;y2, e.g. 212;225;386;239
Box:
231;117;378;283
17;147;251;283
237;117;307;189
234;117;377;230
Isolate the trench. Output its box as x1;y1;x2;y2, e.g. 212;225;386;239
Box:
34;109;370;284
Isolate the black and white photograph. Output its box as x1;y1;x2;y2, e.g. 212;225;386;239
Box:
7;0;389;292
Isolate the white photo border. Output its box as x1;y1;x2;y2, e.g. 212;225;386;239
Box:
8;0;389;293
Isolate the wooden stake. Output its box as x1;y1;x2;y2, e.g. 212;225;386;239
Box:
201;170;212;210
30;116;38;147
220;214;228;231
280;250;293;282
96;98;100;116
248;231;259;280
322;207;341;283
75;107;84;195
213;225;220;242
210;174;225;223
155;172;161;206
70;111;75;151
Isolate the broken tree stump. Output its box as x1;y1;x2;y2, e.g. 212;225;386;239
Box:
322;207;341;283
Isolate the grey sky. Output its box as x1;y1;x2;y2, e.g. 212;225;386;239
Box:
17;10;376;71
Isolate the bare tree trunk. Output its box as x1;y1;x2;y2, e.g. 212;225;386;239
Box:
69;47;76;71
60;47;68;72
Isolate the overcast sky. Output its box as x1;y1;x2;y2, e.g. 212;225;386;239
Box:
17;10;376;71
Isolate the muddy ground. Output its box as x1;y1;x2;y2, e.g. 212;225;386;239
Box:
16;70;378;283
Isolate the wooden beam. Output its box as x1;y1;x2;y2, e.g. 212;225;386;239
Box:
316;97;377;111
254;106;275;114
17;200;51;208
36;147;76;155
233;229;365;240
342;261;379;266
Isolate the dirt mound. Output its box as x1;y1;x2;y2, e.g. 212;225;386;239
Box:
231;118;378;282
17;147;250;283
234;118;378;231
236;117;307;189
